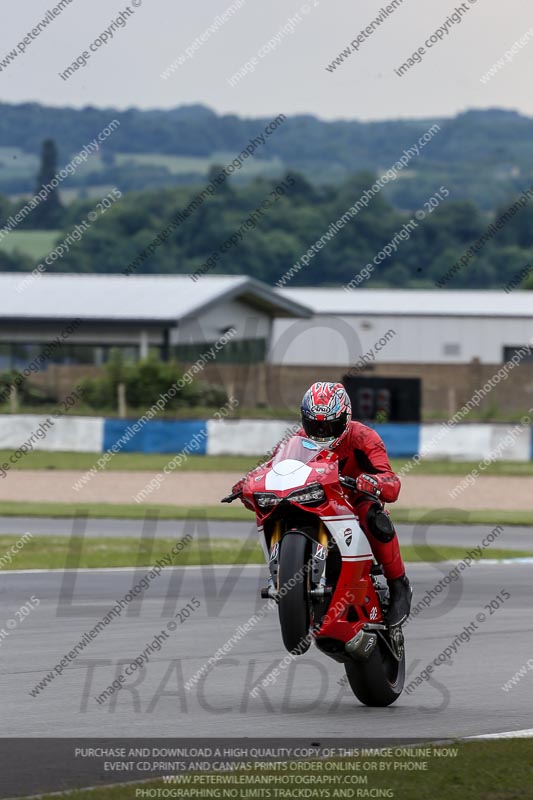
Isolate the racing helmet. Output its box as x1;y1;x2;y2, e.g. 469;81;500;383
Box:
301;382;352;449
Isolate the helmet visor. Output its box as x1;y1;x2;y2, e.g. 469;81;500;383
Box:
302;412;348;442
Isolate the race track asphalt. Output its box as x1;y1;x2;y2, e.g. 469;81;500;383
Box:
2;559;531;741
0;515;531;551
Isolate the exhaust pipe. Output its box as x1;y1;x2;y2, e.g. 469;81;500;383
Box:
345;629;377;660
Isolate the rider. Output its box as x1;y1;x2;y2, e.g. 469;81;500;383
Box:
232;381;412;627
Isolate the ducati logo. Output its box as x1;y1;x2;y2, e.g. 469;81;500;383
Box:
370;607;378;620
343;528;352;546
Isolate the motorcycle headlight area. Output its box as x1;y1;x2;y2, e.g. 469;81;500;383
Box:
254;492;281;508
254;484;325;508
288;483;325;504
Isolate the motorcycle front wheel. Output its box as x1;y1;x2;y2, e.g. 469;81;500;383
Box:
277;532;312;655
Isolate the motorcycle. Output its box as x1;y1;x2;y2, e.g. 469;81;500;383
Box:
222;434;405;707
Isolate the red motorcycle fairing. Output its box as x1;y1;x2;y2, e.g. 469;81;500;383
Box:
242;436;385;647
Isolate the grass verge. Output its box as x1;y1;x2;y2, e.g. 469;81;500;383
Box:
0;450;255;472
2;450;533;476
0;501;532;528
0;535;531;570
34;740;533;800
0;501;254;521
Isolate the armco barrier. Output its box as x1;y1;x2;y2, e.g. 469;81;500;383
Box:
204;420;531;460
0;414;103;453
102;418;208;454
0;416;530;460
206;419;298;456
206;420;421;458
207;419;420;458
419;423;531;462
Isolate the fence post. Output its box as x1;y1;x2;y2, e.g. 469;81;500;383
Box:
9;384;18;414
118;382;127;418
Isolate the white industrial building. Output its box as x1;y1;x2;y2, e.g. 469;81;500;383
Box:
273;289;533;366
0;273;309;369
0;274;531;369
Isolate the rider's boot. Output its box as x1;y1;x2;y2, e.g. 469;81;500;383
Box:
385;574;412;627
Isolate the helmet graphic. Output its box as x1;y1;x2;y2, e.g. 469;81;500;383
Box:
301;381;352;449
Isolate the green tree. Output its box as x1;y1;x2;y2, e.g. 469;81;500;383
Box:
31;139;64;228
80;350;227;411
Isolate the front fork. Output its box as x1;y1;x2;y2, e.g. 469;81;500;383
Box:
260;523;404;662
260;521;282;600
261;521;331;602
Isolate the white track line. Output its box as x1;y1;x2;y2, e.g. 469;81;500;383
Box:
467;729;533;739
1;558;532;575
0;564;265;574
472;557;533;565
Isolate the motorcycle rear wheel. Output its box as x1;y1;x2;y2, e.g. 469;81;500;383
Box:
344;634;405;706
278;533;312;655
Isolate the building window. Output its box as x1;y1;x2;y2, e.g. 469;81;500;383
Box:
443;343;461;356
0;343;138;371
503;345;533;364
173;338;266;364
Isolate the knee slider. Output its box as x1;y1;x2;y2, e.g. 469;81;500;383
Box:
367;505;395;543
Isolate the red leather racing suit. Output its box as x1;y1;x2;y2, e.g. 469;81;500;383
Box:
274;421;405;580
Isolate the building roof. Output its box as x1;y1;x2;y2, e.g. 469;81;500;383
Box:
0;273;311;324
4;274;531;323
279;288;533;318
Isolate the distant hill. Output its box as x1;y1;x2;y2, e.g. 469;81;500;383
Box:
0;103;532;209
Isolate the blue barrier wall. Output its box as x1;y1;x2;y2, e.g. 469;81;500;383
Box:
0;415;529;460
102;420;420;457
371;424;420;458
102;419;208;454
103;419;420;457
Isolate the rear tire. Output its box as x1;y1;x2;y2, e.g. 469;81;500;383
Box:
278;533;311;655
344;635;405;706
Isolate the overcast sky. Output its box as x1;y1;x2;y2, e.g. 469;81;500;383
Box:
2;0;532;121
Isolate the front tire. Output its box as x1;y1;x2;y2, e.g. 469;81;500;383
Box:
344;635;405;706
278;533;311;655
